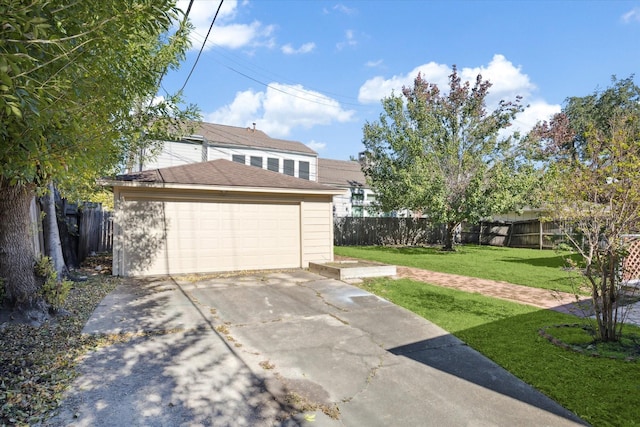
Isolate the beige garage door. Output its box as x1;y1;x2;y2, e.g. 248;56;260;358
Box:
120;199;301;276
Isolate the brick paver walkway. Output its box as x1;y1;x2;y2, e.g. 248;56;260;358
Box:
335;256;640;326
395;266;588;315
334;255;590;315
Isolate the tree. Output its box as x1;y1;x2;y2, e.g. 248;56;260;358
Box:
0;0;197;322
529;76;640;342
362;67;535;250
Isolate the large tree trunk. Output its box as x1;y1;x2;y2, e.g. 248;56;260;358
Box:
40;182;68;279
0;179;48;322
443;221;459;251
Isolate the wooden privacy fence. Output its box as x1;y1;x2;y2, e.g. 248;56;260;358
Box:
461;220;564;249
77;205;113;261
335;218;566;249
334;217;446;246
29;199;113;265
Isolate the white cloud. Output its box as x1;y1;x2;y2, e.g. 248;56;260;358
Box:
358;54;559;135
358;61;450;104
459;54;536;105
204;83;355;137
365;59;384;68
177;0;275;50
323;4;357;15
281;42;316;55
333;4;357;15
307;141;327;151
204;89;263;125
337;30;358;50
509;100;561;137
205;22;274;50
622;7;640;23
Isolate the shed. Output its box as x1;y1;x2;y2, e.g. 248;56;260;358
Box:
105;159;342;277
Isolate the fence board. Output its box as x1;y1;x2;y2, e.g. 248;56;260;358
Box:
334;217;444;246
78;206;113;261
335;217;567;250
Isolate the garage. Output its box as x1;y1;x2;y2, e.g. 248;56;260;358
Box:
107;160;341;277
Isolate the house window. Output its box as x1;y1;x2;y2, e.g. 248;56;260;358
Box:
232;154;245;164
299;161;310;180
283;159;295;176
250;156;263;168
267;157;279;172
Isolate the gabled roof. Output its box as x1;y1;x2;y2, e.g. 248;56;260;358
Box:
317;158;369;189
112;159;340;193
189;122;317;156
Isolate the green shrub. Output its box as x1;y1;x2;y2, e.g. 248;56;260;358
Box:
34;256;72;309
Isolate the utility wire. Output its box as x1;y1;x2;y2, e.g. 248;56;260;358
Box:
179;0;224;93
203;39;362;104
186;29;363;107
224;64;361;108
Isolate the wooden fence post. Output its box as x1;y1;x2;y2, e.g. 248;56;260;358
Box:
539;220;543;250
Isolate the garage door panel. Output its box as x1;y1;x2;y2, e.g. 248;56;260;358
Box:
122;200;301;276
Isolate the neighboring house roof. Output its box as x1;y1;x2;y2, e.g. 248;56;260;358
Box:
111;159;340;193
317;158;369;189
188;122;317;156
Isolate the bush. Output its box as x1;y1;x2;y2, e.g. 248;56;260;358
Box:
34;256;72;309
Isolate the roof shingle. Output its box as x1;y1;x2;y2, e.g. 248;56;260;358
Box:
317;158;368;189
115;159;337;192
192;122;317;156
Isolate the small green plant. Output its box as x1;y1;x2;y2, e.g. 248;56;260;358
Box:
34;256;72;309
540;324;640;360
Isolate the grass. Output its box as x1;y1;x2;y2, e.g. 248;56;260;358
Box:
0;257;122;426
360;277;640;427
335;244;583;293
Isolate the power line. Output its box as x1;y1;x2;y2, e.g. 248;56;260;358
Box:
179;0;224;93
185;29;363;107
223;64;361;109
202;39;362;105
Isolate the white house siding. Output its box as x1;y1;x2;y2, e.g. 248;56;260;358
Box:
140;140;204;171
301;200;334;266
332;188;379;218
207;146;318;181
332;190;352;217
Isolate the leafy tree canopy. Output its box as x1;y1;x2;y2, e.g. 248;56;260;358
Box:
0;0;198;316
528;76;640;341
362;67;537;249
0;0;198;193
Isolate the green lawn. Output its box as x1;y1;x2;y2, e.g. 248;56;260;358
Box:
361;277;640;427
335;244;583;293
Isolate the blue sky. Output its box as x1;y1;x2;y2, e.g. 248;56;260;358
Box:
161;0;640;161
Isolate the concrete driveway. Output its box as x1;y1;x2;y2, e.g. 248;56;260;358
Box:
47;271;587;426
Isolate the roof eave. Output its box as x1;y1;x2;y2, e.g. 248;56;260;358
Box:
100;179;344;196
